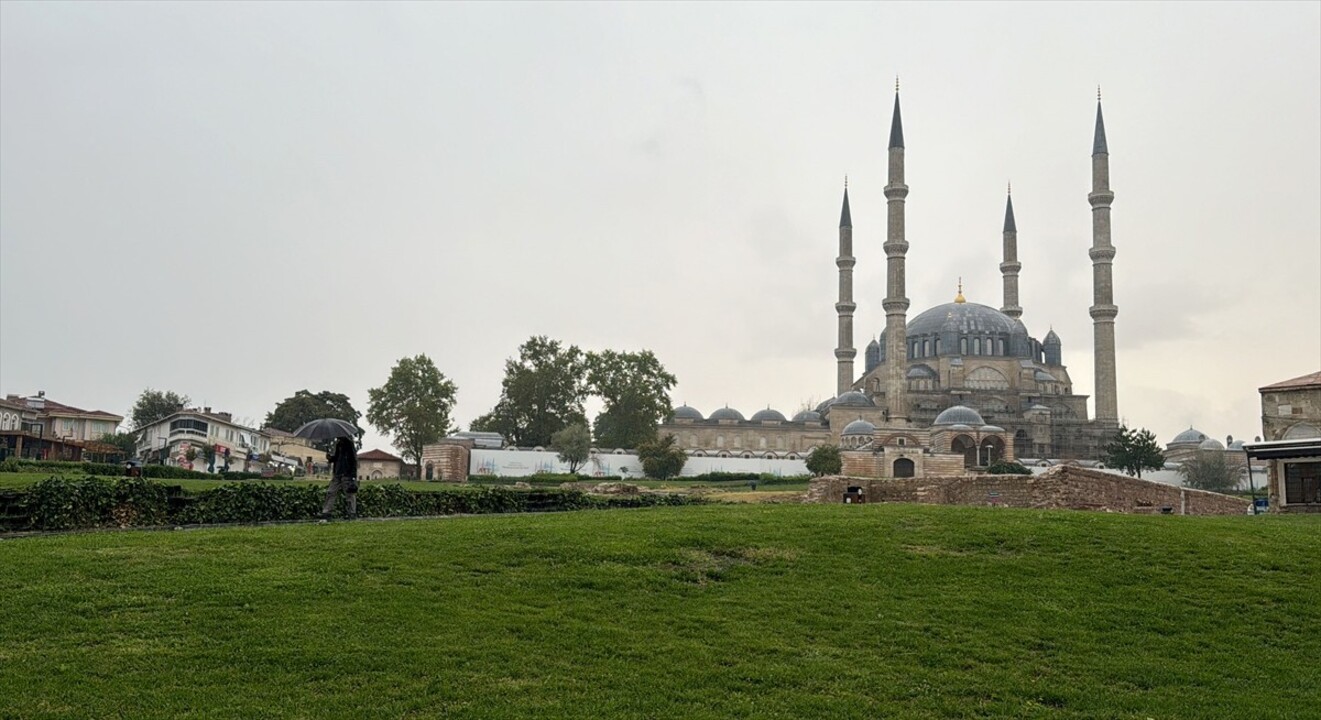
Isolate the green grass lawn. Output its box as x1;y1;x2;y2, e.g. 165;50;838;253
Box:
2;504;1316;719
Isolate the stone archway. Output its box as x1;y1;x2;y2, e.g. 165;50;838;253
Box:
980;436;1006;466
951;435;977;469
893;457;915;478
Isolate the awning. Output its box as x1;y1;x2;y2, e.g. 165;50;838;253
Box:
1242;438;1321;461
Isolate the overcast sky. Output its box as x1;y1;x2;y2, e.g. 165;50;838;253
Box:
2;2;1318;454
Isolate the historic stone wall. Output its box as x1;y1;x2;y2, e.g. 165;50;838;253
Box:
420;439;472;482
806;465;1249;516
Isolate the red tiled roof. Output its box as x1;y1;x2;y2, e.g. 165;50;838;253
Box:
357;449;402;462
1260;370;1321;392
17;396;123;422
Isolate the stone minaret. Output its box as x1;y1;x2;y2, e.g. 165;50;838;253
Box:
883;84;910;423
835;181;856;396
1088;90;1119;422
1000;184;1022;320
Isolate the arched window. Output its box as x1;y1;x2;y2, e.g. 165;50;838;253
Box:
716;436;724;448
973;338;981;355
923;339;930;357
893;458;915;478
759;437;767;449
1283;423;1321;440
966;366;1009;390
934;338;942;355
960;337;968;355
997;338;1005;356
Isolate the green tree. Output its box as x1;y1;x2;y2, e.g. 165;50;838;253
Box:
130;389;189;429
97;431;138;457
637;434;686;480
264;390;363;450
1101;425;1165;478
471;336;588;447
552;422;592;474
806;444;843;477
1178;450;1244;493
366;355;458;466
586;349;677;449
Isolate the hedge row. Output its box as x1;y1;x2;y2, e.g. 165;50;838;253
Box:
0;458;263;481
9;476;705;531
0;457;265;480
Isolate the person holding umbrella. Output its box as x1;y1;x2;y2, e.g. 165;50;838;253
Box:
321;435;359;520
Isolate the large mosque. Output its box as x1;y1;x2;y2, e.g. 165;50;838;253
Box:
661;87;1121;474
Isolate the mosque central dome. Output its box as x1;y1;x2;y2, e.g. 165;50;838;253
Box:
907;301;1026;338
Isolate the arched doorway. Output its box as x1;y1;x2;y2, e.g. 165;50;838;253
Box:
893;458;915;478
951;435;977;469
425;462;435;481
979;436;1006;466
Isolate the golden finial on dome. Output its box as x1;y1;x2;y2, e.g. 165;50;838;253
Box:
955;277;966;304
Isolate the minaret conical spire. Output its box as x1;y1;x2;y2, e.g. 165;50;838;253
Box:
888;80;905;150
840;179;852;228
1092;88;1108;155
1003;190;1016;233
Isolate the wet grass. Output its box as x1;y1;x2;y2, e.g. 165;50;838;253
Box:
2;504;1317;719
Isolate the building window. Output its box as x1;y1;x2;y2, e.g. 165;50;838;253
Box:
934;338;942;355
923;340;930;357
973;338;981;355
759;437;767;449
1283;461;1321;505
997;338;1006;356
716;436;724;448
960;337;968;355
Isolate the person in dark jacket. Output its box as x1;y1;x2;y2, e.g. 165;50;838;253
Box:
320;436;359;519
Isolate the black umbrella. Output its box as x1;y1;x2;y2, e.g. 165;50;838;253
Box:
292;418;359;442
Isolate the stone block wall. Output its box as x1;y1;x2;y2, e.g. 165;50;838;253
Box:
806;465;1249;516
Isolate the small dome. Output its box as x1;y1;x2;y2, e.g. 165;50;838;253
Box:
907;365;937;379
980;425;1005;433
1172;427;1207;445
1228;440;1246;450
792;410;822;423
832;391;875;407
671;405;704;421
814;398;835;413
866;338;880;349
1198;438;1225;451
933;405;986;426
1034;370;1058;382
750;408;787;423
709;407;745;422
842;418;875;436
1044;329;1061;345
948;424;974;431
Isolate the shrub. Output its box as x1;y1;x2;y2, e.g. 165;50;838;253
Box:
987;461;1031;475
24;475;171;530
637;435;686;480
806;445;842;477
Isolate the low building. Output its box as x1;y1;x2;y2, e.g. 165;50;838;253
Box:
357;449;404;479
1254;371;1321;512
0;392;125;461
134;407;271;473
